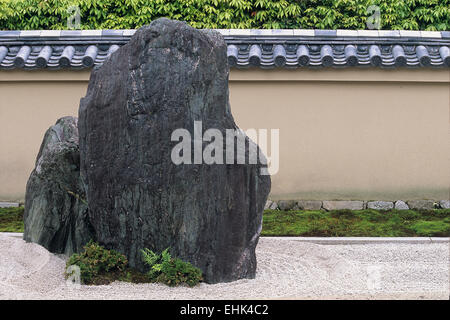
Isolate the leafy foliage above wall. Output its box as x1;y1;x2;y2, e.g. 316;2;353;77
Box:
0;0;449;31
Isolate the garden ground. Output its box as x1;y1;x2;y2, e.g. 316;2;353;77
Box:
0;233;448;299
2;207;449;237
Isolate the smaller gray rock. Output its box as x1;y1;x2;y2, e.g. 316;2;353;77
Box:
322;201;364;211
23;116;93;255
367;201;394;210
439;200;450;209
407;200;435;210
297;200;322;211
264;200;273;210
269;201;278;210
394;200;409;210
277;200;296;211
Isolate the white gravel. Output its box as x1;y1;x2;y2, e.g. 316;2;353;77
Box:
0;233;448;300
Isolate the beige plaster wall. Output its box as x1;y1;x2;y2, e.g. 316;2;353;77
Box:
0;69;449;202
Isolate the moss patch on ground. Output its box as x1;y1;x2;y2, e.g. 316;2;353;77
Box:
2;207;449;237
262;209;450;237
0;207;24;232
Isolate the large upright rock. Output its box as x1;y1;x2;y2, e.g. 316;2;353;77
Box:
79;18;271;283
23;117;93;255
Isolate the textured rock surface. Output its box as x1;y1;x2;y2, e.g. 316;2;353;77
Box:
268;201;278;210
277;200;296;211
297;200;323;211
394;200;409;210
407;200;435;210
79;18;271;283
367;201;394;210
322;201;365;211
439;200;450;209
23;117;93;255
264;200;273;210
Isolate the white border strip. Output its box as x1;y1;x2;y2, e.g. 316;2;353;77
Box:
264;237;450;244
2;233;448;244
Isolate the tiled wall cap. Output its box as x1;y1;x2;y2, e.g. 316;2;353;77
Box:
420;31;441;38
440;31;450;39
314;30;337;37
60;30;82;36
80;30;102;36
357;30;379;37
227;29;253;36
122;29;137;37
378;30;400;37
399;30;421;37
0;31;20;37
19;30;41;37
102;30;124;36
1;29;449;69
336;30;358;37
40;30;62;37
293;29;315;36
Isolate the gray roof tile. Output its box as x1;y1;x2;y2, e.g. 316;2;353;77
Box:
19;30;41;38
439;46;450;66
293;29;314;36
336;30;358;37
122;29;137;37
441;31;450;39
378;30;400;37
400;30;421;38
80;30;102;36
314;30;337;37
0;31;20;37
36;45;52;67
60;30;82;37
248;44;262;66
416;45;431;66
420;31;441;38
369;45;382;66
101;30;124;37
273;44;286;67
357;30;379;37
40;30;61;37
344;45;358;66
0;29;448;69
296;45;310;66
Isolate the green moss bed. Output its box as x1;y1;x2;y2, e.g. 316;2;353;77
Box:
0;207;24;232
262;209;450;237
1;207;449;237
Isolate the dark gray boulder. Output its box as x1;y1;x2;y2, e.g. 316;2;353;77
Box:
79;18;271;283
23;117;94;255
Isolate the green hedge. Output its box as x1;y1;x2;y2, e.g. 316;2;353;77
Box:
0;0;449;31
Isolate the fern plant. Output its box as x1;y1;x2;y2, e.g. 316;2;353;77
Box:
141;247;170;278
141;247;203;287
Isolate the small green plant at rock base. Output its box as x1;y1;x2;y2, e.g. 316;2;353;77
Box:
65;240;128;285
141;248;203;287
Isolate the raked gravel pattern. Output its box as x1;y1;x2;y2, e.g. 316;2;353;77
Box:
0;233;448;300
